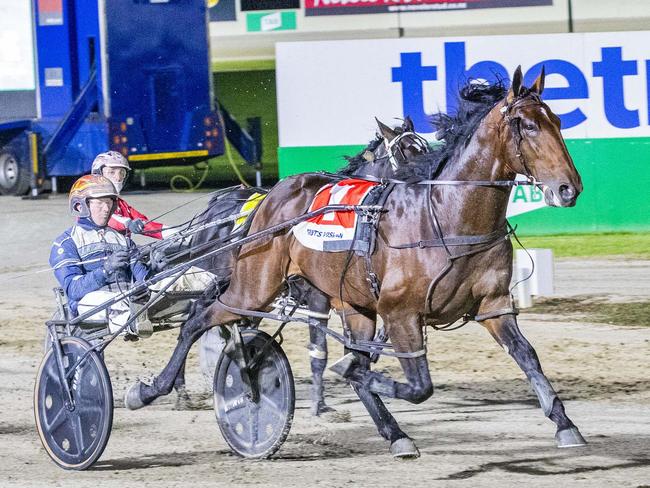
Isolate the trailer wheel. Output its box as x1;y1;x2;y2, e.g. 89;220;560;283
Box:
0;145;30;195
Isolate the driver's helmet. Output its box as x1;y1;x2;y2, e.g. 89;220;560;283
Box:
91;151;131;175
69;175;118;218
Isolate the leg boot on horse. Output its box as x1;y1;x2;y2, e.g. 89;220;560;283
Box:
172;359;192;410
290;278;336;416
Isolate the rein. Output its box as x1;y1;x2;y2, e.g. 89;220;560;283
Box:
318;171;540;188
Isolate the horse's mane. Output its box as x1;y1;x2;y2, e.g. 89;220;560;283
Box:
337;136;384;176
394;80;508;181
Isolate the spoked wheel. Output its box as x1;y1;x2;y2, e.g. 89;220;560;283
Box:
214;329;295;459
34;336;113;470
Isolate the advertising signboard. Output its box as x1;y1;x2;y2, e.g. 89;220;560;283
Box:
276;32;650;232
305;0;553;16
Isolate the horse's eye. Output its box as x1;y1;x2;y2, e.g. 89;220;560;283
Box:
523;122;537;131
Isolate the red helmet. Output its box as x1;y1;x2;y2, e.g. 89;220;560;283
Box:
69;175;118;217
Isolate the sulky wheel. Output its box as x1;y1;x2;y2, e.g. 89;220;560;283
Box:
214;329;295;459
34;336;113;470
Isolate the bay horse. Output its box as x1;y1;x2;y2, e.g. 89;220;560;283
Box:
170;117;430;415
128;66;585;458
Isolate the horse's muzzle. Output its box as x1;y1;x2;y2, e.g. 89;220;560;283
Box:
558;184;578;205
543;182;579;207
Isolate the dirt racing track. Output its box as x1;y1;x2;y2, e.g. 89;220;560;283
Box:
1;193;649;487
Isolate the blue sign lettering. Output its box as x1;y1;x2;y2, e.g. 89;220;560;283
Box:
593;47;639;129
444;41;509;116
390;41;647;133
391;52;437;133
524;60;588;129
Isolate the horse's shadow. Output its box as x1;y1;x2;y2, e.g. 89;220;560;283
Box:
91;431;650;473
433;434;650;480
437;454;650;480
90;449;233;471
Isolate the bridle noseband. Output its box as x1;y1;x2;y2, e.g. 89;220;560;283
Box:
383;131;431;170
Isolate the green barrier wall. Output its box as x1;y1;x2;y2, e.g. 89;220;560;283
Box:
278;137;650;235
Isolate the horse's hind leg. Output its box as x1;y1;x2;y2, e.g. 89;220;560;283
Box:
125;241;289;410
173;357;192;409
481;313;586;448
291;279;334;416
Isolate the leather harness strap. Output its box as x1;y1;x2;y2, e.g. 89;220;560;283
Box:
388;226;510;249
473;307;519;322
317;171;539;188
215;295;427;359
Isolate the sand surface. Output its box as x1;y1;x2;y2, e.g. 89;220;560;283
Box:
1;192;648;487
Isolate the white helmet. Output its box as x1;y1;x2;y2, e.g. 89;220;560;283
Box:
91;151;130;192
91;151;130;175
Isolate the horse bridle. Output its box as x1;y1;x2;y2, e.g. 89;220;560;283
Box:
383;131;431;170
373;97;547;189
500;94;546;187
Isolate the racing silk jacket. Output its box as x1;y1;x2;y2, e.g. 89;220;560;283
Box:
49;217;149;315
109;197;166;239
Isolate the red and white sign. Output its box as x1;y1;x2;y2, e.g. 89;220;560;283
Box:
38;0;64;26
293;179;378;252
305;0;552;16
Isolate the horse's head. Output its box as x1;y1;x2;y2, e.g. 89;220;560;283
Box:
341;117;430;178
499;66;583;207
374;116;430;171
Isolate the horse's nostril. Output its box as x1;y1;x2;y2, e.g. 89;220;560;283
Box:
558;184;575;202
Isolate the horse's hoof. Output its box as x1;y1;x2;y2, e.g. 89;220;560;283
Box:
174;387;192;410
124;381;146;410
310;401;335;416
556;427;587;448
390;437;420;459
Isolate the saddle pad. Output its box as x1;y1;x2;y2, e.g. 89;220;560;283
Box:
293;179;379;252
233;192;266;231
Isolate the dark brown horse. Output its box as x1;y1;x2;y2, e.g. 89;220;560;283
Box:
127;67;585;458
171;117;430;415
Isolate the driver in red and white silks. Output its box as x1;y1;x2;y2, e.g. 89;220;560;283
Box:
90;151;174;239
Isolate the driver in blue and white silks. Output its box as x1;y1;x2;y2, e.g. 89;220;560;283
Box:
49;174;215;337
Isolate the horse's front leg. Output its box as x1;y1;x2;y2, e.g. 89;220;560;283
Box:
334;311;420;458
354;312;433;405
481;312;587;447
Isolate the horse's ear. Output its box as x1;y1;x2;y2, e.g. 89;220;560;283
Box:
403;116;414;132
531;65;545;95
376;117;397;140
507;65;523;103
